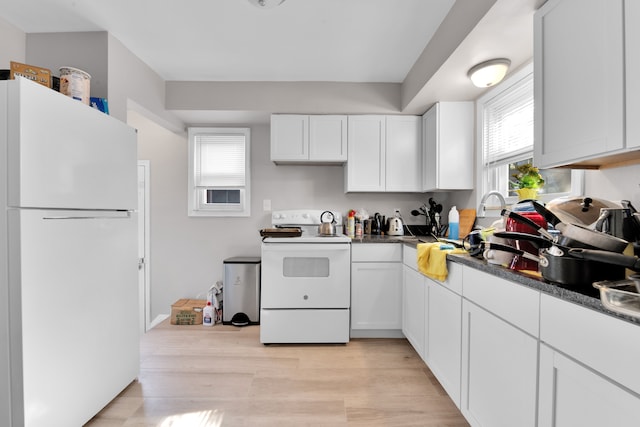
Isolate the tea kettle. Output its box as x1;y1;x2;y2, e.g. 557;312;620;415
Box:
387;212;404;236
318;211;336;236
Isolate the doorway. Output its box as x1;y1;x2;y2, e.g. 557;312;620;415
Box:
138;160;150;334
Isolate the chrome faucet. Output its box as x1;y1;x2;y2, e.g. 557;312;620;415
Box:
478;190;506;217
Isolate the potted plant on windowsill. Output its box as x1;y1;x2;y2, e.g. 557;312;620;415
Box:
511;163;544;200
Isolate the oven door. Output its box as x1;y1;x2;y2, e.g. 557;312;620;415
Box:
261;242;351;309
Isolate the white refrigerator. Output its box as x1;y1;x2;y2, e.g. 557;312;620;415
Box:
0;78;139;426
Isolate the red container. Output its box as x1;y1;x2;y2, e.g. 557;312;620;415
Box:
506;211;547;271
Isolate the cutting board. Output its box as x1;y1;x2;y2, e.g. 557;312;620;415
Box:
454;209;476;239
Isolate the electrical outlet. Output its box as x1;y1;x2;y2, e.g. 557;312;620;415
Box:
263;199;271;212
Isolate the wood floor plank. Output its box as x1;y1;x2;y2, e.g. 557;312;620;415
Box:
85;321;469;426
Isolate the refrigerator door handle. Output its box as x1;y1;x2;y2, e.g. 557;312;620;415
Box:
42;211;132;220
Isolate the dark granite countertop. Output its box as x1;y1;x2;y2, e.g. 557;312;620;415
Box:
448;252;640;326
351;234;438;244
352;235;640;325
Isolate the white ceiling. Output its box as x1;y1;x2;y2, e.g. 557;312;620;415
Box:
0;0;541;124
0;0;456;83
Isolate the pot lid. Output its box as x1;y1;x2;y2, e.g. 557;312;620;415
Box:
546;196;621;225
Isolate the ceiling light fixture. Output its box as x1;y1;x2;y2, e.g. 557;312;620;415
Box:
467;59;511;88
248;0;286;8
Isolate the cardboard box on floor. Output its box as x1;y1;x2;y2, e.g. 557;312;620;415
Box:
170;299;207;325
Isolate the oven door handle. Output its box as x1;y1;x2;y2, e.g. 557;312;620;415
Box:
262;244;351;252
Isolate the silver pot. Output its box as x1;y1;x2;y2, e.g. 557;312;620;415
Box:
318;211;336;236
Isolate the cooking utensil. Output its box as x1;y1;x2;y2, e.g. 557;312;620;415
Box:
484;237;625;285
318;210;336;236
568;248;640;271
458;209;476;239
545;196;621;226
594;208;630;239
502;208;629;253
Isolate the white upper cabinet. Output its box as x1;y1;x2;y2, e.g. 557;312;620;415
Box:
345;115;421;192
270;114;347;164
309;115;348;161
534;0;638;168
346;115;386;191
385;116;422;192
422;102;473;191
626;0;640;149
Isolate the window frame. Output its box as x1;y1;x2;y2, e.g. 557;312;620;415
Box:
187;127;251;217
475;62;583;217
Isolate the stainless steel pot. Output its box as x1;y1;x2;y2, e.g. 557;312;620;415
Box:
318;210;336;236
545;196;621;226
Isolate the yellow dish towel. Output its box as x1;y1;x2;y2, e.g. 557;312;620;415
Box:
417;242;467;281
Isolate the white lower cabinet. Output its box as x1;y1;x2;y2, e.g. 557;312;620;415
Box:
397;249;640;427
351;244;402;337
424;274;462;408
461;300;538;427
402;264;425;355
538;344;640;427
538;294;640;426
402;246;462;408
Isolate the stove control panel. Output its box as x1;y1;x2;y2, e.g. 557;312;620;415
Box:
272;210;343;227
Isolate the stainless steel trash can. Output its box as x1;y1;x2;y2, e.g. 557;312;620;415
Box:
223;257;261;326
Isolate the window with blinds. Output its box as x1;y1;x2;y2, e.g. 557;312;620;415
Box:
188;128;251;217
478;63;578;209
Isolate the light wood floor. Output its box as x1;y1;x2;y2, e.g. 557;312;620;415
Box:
85;320;469;426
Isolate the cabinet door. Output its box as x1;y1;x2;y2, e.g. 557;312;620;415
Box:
402;265;425;356
626;0;640;149
425;279;462;409
538;344;640;427
422;102;473;191
461;300;538;427
270;115;309;161
346;115;386;192
534;0;624;168
309;115;347;161
422;105;438;191
385;116;421;192
351;262;402;329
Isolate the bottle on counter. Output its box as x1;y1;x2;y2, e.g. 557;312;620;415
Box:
448;206;459;240
203;301;214;326
355;218;363;238
347;210;355;238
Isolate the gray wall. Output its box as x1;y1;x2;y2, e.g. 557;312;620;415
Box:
26;32;108;98
0;17;25;67
131;110;440;320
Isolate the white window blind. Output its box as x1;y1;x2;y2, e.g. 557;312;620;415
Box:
195;134;246;187
483;74;534;167
188;127;251;217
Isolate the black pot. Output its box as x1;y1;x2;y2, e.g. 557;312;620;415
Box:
482;240;625;286
538;248;625;286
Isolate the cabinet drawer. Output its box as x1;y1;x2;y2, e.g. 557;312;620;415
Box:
439;261;463;295
402;245;418;270
352;243;402;262
540;294;640;395
462;267;540;337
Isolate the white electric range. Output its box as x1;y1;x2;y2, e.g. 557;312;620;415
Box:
260;210;351;344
